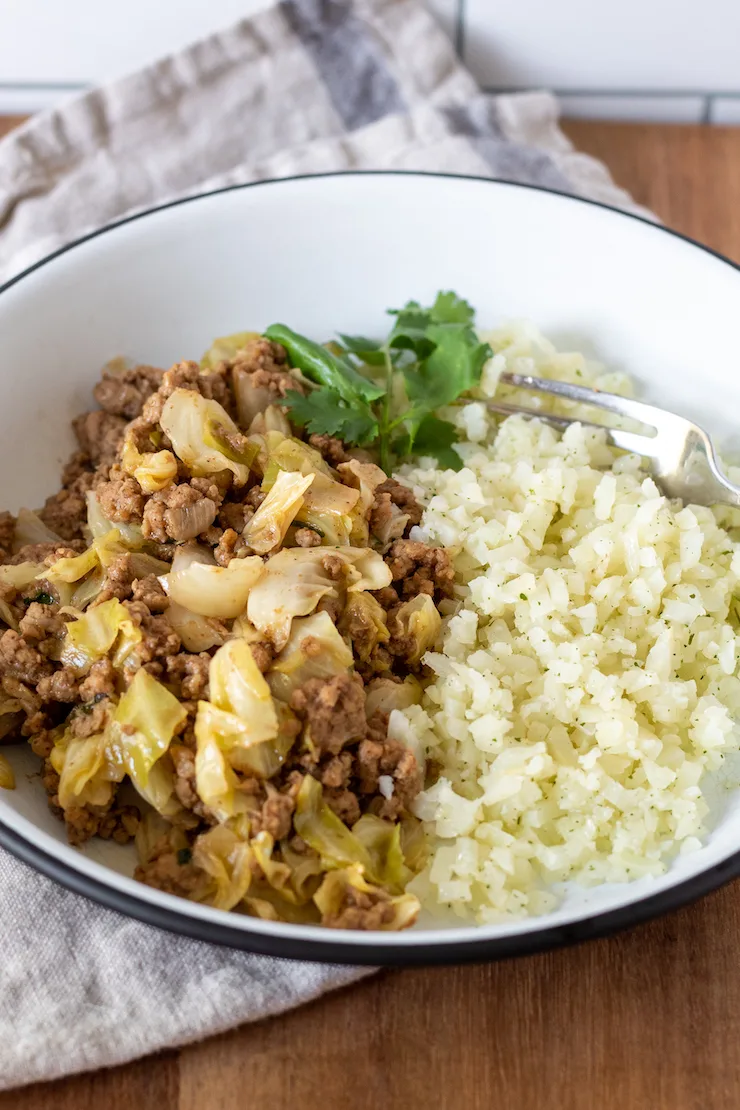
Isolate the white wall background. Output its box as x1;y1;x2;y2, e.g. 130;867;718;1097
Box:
0;0;738;122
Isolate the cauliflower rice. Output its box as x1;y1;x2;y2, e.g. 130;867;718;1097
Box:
395;323;740;923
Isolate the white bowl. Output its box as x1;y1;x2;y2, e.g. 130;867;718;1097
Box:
1;171;739;964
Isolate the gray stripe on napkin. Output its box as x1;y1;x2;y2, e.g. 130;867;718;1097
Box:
441;101;576;193
281;0;406;128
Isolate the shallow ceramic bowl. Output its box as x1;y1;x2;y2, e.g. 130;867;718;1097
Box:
1;172;739;965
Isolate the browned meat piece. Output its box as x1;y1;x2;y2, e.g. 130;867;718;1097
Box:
295;527;321;548
0;511;15;561
18;601;64;645
9;542;84;567
134;836;203;896
142;483;218;543
218;502;250;533
65;803;139;846
320;751;353;790
324;788;361;826
38;480;90;541
162;359;233;410
232;338;301;408
249;640;274;674
93;364;164;419
61;450;93;487
131;574;169;612
124;600;181;673
376;479;422;526
93;553;137;605
244;485;266;510
321;551;347;581
290;674;367;755
356;734;422;820
96;473;146;524
385;539;455;601
213;527;250;566
0;629;53;684
308;434;350;466
73;410;127;469
4;676;46;737
69;700;110;739
79;658;117;702
170;744;216;823
29;727;54;758
36;667;80;704
166;652;210;700
315;595;343;624
250;784;296;841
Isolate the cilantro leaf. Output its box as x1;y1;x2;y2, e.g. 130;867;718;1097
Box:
411;414;463;471
429;291;475;325
337;334;385;366
282;389;379;446
403;327;491;413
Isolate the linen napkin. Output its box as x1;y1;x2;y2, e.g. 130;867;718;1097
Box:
0;0;648;1090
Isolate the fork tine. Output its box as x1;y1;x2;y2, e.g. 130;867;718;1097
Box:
499;371;667;430
485;401;660;457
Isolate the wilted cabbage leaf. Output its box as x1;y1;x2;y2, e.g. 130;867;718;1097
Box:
194;711;253;823
160;388;255;485
165;601;228;652
52;731;117;811
341;547;393;593
121;432;178;494
313;864;420;931
192;824;254;910
107;667;187;788
244;470;314;554
162;544;264;619
338;593;389;663
201;331;260;371
351;813;410;892
391;593;442;665
13;508;60;551
62;597;142;671
365;676;422;719
294;774;375;876
246;548;339;650
268;610;353;701
209;639;278;746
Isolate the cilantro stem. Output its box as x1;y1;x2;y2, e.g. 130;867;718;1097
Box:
379;342;394;474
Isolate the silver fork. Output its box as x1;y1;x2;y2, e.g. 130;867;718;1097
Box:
484;371;740;509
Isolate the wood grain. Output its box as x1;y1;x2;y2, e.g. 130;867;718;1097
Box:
2;116;740;1110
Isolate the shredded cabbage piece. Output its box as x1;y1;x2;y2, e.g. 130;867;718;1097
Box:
121;432;178;494
160;388;254;485
192;824;254;910
166;601;228;652
193;712;254;822
294;774;376;876
246;548;339;650
107;668;187;787
201;331;260;370
351;814;410;892
53;731;118;811
161;544;264;619
209;639;279;746
313;864;420;930
62;597;142;671
365;675;422;719
13;508;60;551
392;593;442;664
268;610;353;701
0;753;15;790
339;593;389;662
243;470;314;554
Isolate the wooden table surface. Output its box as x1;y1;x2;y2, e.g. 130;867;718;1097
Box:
2;116;740;1110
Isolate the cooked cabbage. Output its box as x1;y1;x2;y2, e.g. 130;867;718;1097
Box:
121;432;178;494
107;667;187;787
336;459;389;545
192;824;254;910
365;675;422;719
247;406;292;438
161;543;264;619
0;561;47;628
250;829;298;901
13;508;60;551
299;473;360;546
0;753;15;790
160;388;255;485
246;548;339;650
341;548;393;593
86;492;145;548
338;593;389;663
61;597;142;671
134;809;182;866
131;756;185;819
53;731;117;811
243;470;314;554
391;593;442;665
165;601;228;652
313;864;420;931
279;836;325;900
293;774;375;876
209;639;278;746
351;813;410;892
194;710;253;823
268;610;353;701
45;544;99;585
201;331;260;370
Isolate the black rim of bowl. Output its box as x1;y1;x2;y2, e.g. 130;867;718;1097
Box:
1;169;739;966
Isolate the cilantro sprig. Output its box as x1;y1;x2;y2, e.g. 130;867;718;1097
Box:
265;291;491;472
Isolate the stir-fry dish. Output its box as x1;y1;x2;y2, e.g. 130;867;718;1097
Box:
0;292;488;930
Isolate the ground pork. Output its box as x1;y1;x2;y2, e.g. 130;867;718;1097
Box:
142;483;218;543
36;667;80;704
18;601;64;646
218;502;250;533
96;473;146;524
166;652;210;700
131;574;169;612
385;538;455;601
134;836;204;895
290;674;367;755
376;479;422;526
320;883;401;930
308;434;350;467
213;527;250;566
79;658;117;702
8;542;84;567
170;744;217;823
324;788;361;826
231;338;301;409
0;629;53;684
73;410;127;468
69;700;110;739
124;600;181;672
249;784;296;841
93;553;137;604
295;527;322;548
0;512;15;561
356;733;422;820
38;478;91;541
93;364;164;419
